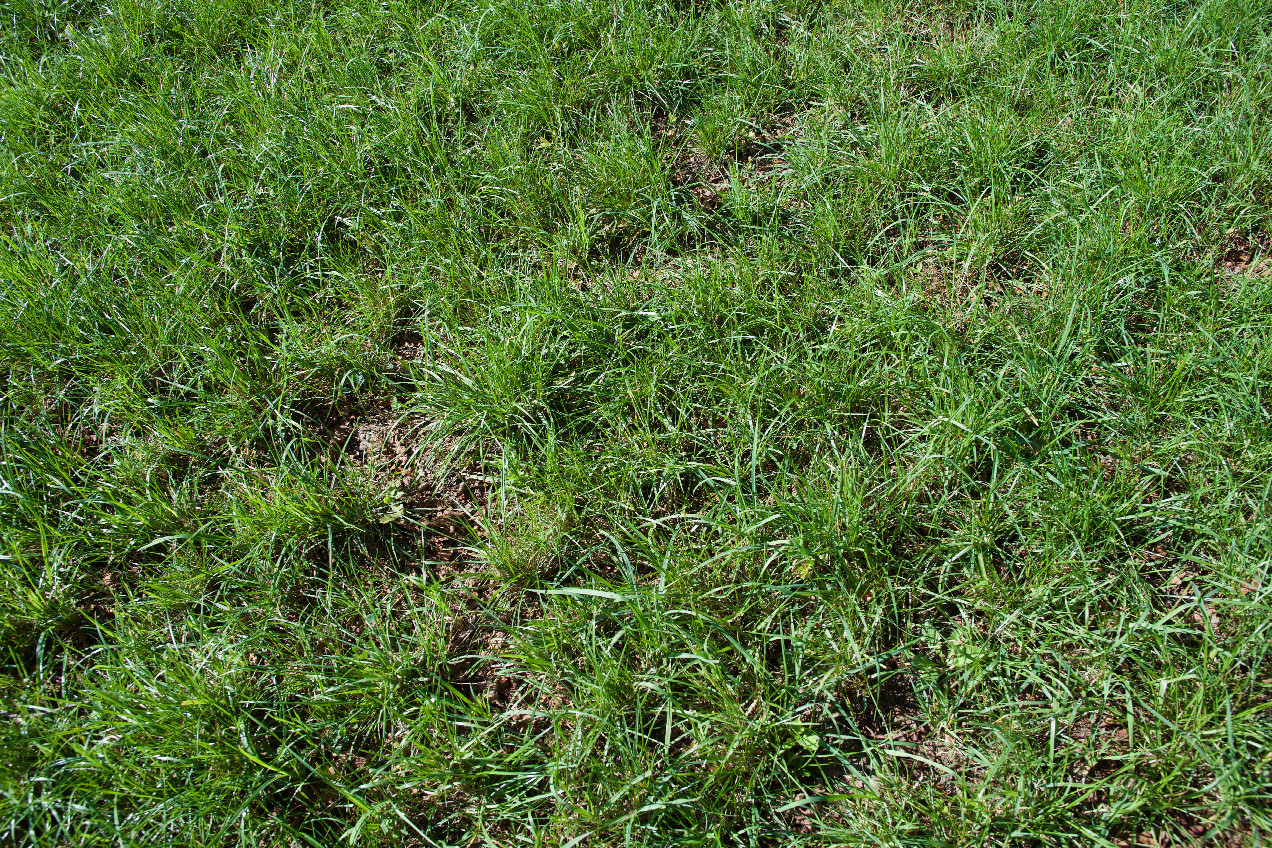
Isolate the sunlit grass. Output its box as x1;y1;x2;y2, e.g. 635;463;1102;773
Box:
2;0;1271;843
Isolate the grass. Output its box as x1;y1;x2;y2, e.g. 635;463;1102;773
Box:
1;0;1272;842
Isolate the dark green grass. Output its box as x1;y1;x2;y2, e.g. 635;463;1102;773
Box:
2;0;1272;843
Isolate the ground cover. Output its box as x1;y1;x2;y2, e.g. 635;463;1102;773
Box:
2;0;1271;843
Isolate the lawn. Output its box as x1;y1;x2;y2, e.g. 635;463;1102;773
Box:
2;0;1271;843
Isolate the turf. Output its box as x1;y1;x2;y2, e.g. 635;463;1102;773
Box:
2;0;1272;843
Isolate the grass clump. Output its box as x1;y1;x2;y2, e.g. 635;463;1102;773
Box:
2;0;1272;843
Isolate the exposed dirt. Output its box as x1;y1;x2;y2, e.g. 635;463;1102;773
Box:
1113;819;1252;848
670;148;731;212
1219;231;1271;278
321;399;495;579
391;330;427;364
324;402;560;721
663;112;798;212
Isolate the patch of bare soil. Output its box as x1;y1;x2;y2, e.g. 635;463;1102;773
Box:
824;664;974;791
664;113;799;212
439;603;561;722
391;330;427;364
1219;231;1271;279
328;400;493;576
330;403;556;719
1112;819;1252;848
671;148;731;212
